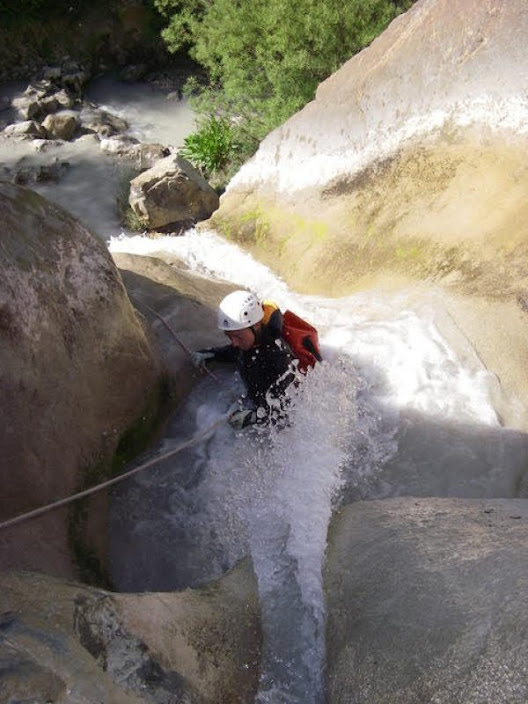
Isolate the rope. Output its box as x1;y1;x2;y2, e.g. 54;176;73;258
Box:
0;412;231;532
142;302;223;384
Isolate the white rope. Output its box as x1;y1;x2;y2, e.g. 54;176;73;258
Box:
0;412;231;531
142;303;223;384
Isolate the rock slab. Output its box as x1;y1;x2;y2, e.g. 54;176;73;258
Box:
325;498;528;703
0;562;261;704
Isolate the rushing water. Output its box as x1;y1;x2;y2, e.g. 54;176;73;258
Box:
85;74;196;148
108;227;519;703
0;76;195;240
2;74;524;702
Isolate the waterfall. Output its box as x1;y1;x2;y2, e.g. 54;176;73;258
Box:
108;228;505;703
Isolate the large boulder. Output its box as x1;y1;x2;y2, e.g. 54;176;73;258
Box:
210;0;528;301
79;106;129;137
0;560;261;704
42;109;79;140
324;497;528;703
129;154;219;230
11;83;75;121
112;252;234;375
100;136;169;168
11;93;43;121
0;181;164;577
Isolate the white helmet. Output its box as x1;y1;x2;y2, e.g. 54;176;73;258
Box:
217;290;264;331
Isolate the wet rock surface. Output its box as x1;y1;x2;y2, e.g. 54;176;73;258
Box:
212;0;528;302
111;251;233;395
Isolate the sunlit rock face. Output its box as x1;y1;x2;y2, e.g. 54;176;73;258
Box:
129;154;219;230
0;181;163;576
212;0;528;300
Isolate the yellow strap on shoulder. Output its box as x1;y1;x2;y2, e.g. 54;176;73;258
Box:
262;299;279;325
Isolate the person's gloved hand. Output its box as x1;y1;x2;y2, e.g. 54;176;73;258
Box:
229;408;257;430
191;350;215;369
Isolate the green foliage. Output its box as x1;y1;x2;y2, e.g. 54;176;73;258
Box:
179;114;237;179
115;165;147;232
157;0;416;161
154;0;209;51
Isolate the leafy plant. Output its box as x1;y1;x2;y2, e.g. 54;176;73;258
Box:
179;114;237;179
115;165;146;232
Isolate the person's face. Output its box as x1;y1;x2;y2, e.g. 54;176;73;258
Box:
225;327;256;351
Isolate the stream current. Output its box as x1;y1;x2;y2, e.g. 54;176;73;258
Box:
108;228;519;704
2;76;525;703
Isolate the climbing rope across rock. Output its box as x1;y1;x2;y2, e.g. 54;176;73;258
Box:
0;411;231;531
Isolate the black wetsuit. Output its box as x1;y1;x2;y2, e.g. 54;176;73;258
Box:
204;309;296;415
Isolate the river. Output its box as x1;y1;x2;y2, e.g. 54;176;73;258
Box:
2;75;524;703
0;75;195;240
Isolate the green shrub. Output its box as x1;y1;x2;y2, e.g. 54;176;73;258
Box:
115;165;147;233
121;207;148;233
180;114;237;180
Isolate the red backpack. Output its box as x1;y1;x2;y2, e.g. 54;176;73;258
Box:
281;310;322;374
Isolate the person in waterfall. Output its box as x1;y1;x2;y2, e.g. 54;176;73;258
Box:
191;290;321;429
